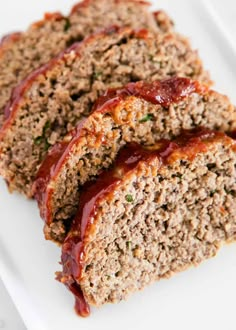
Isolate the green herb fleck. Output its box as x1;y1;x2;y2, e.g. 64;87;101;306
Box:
126;241;132;249
34;136;43;145
149;54;154;61
34;121;51;149
125;194;134;203
106;275;111;280
176;173;182;179
44;140;50;151
43;121;51;134
93;71;102;79
225;189;236;196
64;18;71;31
210;190;216;197
139;114;154;123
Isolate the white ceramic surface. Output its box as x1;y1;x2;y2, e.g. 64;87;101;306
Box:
0;1;236;329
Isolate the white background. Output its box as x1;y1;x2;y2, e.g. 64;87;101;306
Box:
0;1;236;329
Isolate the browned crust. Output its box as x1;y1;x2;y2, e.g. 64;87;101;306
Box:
32;78;210;227
70;0;151;15
59;128;235;313
0;12;65;60
71;129;235;244
93;78;208;113
32;12;66;28
0;0;152;71
0;32;22;56
0;26;135;137
0;32;22;47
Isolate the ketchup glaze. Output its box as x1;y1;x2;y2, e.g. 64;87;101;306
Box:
59;127;223;317
33;77;206;225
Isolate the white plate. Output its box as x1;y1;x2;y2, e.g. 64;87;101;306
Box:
0;1;236;329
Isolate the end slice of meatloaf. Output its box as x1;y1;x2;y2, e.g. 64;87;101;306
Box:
57;128;236;316
0;0;172;126
0;27;210;197
32;77;236;244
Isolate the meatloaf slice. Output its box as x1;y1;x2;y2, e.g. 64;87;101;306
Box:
0;0;172;126
33;77;236;244
0;27;210;196
57;128;236;316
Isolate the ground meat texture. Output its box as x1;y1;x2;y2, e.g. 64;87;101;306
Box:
0;0;173;126
58;129;236;315
152;10;174;33
0;27;210;197
33;78;236;244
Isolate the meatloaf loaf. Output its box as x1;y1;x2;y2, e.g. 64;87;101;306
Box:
0;27;210;196
33;77;236;244
57;128;236;317
0;0;172;126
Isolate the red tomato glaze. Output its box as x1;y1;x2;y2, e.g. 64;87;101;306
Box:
59;127;218;317
33;77;205;226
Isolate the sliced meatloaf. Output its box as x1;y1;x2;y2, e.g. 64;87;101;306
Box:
57;129;236;316
0;0;172;126
0;27;210;196
33;78;236;244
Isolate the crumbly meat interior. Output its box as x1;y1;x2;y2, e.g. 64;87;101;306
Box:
0;31;208;195
0;0;165;124
0;17;70;124
79;143;236;306
69;0;162;41
46;92;236;242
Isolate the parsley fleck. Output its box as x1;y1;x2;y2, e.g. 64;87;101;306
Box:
93;71;102;79
43;121;51;134
64;18;71;31
126;241;132;249
44;140;50;151
210;190;216;197
225;189;236;197
139;114;154;123
34;121;51;149
125;194;134;203
34;136;43;145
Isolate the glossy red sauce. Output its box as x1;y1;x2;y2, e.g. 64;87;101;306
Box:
93;77;205;113
56;272;90;317
33;140;69;218
229;131;236;140
59;127;218;317
33;77;207;226
33;119;86;221
59;143;161;318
